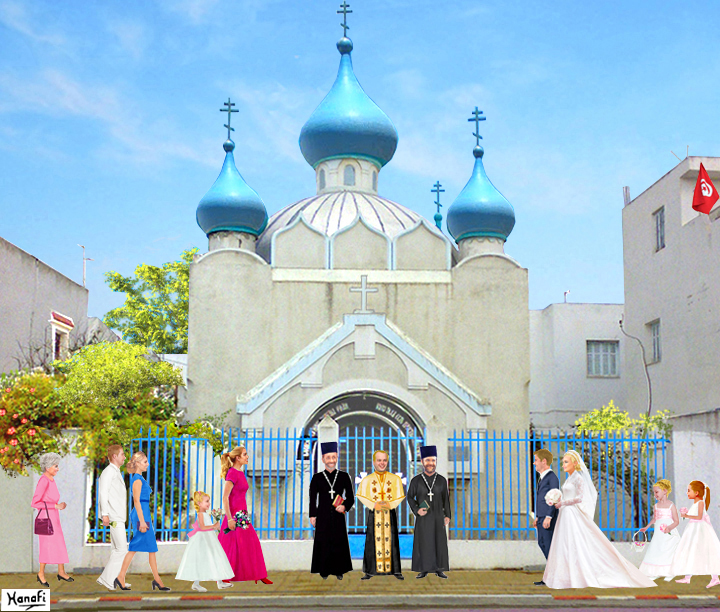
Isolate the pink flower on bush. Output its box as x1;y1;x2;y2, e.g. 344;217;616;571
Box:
12;414;18;419
4;388;10;393
13;458;19;464
21;418;27;424
9;439;18;446
0;409;5;416
28;429;36;436
0;448;5;454
29;388;35;393
7;427;16;435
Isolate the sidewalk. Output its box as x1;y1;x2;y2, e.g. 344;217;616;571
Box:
1;570;719;609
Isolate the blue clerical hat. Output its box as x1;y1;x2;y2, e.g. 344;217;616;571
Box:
321;441;338;455
420;445;437;459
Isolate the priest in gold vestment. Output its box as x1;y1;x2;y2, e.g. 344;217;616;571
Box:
356;450;406;580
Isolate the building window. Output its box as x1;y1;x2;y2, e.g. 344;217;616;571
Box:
343;164;355;186
587;340;619;377
653;207;665;251
372;171;377;191
49;311;74;361
319;169;326;190
649;320;661;363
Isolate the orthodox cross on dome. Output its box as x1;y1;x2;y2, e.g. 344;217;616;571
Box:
431;181;445;214
468;106;486;147
350;275;378;314
220;98;238;140
337;1;352;37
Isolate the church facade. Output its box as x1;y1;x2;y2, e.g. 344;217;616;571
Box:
186;28;530;453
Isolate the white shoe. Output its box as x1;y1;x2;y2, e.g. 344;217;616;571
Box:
191;583;207;592
217;581;233;589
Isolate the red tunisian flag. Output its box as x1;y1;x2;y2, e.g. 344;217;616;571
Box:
692;163;719;214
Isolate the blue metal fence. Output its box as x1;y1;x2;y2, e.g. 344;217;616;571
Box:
88;428;668;545
448;430;669;542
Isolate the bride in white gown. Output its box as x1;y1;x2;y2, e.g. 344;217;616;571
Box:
543;450;656;589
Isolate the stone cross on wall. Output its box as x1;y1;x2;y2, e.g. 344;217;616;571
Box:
350;275;378;313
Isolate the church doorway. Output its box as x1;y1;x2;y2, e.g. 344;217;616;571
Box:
305;391;424;557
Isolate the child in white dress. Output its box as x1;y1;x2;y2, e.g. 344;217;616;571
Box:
639;479;680;581
670;480;720;589
176;491;235;592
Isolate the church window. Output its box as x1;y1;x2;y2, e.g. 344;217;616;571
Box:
586;340;619;377
653;206;665;251
343;164;356;186
372;171;377;191
319;169;326;190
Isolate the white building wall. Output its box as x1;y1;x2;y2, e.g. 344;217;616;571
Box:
622;157;720;418
529;303;626;430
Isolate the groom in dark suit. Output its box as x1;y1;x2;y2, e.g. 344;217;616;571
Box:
533;448;559;586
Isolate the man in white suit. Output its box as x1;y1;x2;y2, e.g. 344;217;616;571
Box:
97;445;131;590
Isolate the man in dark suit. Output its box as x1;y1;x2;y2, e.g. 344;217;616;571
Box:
533;448;559;586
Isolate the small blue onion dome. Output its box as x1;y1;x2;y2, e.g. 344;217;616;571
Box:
446;146;515;242
299;37;398;169
196;139;268;236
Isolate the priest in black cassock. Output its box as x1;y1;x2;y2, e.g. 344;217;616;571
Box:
406;445;451;579
309;442;354;580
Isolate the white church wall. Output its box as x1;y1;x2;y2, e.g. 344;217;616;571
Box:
329;217;391;269
622;157;720;419
271;215;328;269
529;303;626;431
393;221;451;271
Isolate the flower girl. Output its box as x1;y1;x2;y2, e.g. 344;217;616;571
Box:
176;492;234;592
638;479;680;581
670;480;720;589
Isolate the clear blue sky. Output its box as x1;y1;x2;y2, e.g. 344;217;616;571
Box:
1;0;718;318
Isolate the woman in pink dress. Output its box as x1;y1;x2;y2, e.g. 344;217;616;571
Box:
31;453;73;587
218;446;272;584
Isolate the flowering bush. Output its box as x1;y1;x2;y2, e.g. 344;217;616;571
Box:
0;372;72;476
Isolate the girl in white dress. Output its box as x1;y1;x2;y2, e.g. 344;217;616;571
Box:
670;480;720;589
543;450;656;589
176;492;235;592
639;479;680;581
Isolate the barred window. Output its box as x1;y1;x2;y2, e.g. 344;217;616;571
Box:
653;207;665;251
587;340;619;377
650;320;661;362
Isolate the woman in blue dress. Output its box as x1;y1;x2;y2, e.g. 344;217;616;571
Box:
114;451;169;591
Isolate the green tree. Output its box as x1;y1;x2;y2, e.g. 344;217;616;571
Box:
104;248;197;353
56;342;183;411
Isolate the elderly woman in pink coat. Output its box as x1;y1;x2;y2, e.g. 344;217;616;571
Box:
31;452;73;587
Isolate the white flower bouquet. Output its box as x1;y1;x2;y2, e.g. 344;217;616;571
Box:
545;488;562;506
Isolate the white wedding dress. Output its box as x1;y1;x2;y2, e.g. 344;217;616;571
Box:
543;470;656;589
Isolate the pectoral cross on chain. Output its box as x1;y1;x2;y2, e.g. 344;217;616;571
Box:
329;487;335;498
427;489;434;501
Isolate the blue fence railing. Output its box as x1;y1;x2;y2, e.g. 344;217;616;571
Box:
448;430;669;542
88;428;668;545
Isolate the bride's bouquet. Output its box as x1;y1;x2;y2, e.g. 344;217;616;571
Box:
545;488;562;506
223;510;251;533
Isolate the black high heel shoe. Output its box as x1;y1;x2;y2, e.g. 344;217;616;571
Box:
151;580;170;591
57;574;75;582
113;577;130;591
36;575;49;588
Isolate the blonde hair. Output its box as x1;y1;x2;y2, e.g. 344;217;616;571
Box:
689;480;711;507
534;448;553;464
221;446;246;479
107;444;123;462
654;479;672;495
373;449;389;463
126;451;147;474
563;450;583;471
192;491;210;512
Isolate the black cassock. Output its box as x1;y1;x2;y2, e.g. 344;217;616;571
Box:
309;469;354;576
406;473;451;572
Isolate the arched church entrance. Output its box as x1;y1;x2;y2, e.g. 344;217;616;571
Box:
305;391;424;556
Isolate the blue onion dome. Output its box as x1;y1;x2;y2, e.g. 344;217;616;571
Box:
299;37;398;169
446;146;515;242
196;139;268;236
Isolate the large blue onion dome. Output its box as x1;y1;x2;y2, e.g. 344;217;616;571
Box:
446;146;515;242
196;139;268;236
299;36;398;169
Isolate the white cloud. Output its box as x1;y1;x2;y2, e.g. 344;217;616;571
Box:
107;19;150;61
0;1;65;46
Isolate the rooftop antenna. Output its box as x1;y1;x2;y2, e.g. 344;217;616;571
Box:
563;290;570;303
686;145;689;158
623;186;631;206
670;150;682;162
78;244;93;288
